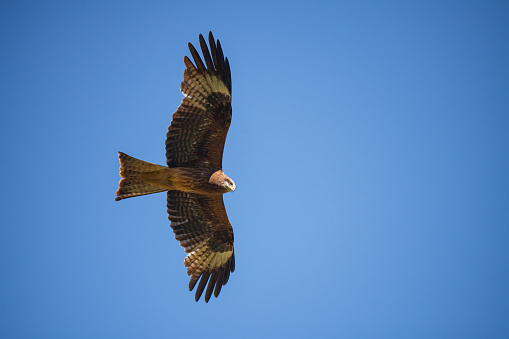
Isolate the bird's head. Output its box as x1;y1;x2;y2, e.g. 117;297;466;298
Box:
223;177;236;192
210;170;236;193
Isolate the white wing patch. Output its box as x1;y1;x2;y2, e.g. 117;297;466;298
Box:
184;239;233;276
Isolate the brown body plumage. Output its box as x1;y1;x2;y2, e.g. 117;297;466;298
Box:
116;32;236;302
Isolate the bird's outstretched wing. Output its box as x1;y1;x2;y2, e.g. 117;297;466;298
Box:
165;32;232;169
167;191;235;302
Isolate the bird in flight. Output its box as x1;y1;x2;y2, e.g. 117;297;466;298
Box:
116;32;235;303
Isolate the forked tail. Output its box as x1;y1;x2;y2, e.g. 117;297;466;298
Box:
115;152;168;201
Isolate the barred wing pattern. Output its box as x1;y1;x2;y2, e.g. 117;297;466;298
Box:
165;32;232;168
165;33;235;302
167;191;235;302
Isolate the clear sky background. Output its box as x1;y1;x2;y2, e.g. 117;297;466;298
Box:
1;1;508;338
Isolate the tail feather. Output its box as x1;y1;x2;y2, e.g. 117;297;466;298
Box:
116;152;167;201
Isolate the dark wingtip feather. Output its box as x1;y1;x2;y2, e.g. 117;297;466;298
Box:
215;40;224;77
187;32;231;95
216;39;224;70
208;32;218;74
183;56;195;70
188;42;206;72
223;268;231;285
208;31;215;46
225;57;231;93
205;271;218;302
214;267;225;298
230;252;235;272
189;274;200;291
195;272;210;302
199;33;214;71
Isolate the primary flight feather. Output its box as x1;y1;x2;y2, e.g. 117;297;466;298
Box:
116;32;235;303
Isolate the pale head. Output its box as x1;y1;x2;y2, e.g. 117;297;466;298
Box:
209;170;236;193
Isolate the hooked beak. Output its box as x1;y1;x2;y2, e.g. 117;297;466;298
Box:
229;183;236;192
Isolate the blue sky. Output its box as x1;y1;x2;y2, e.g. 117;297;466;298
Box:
1;1;509;338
